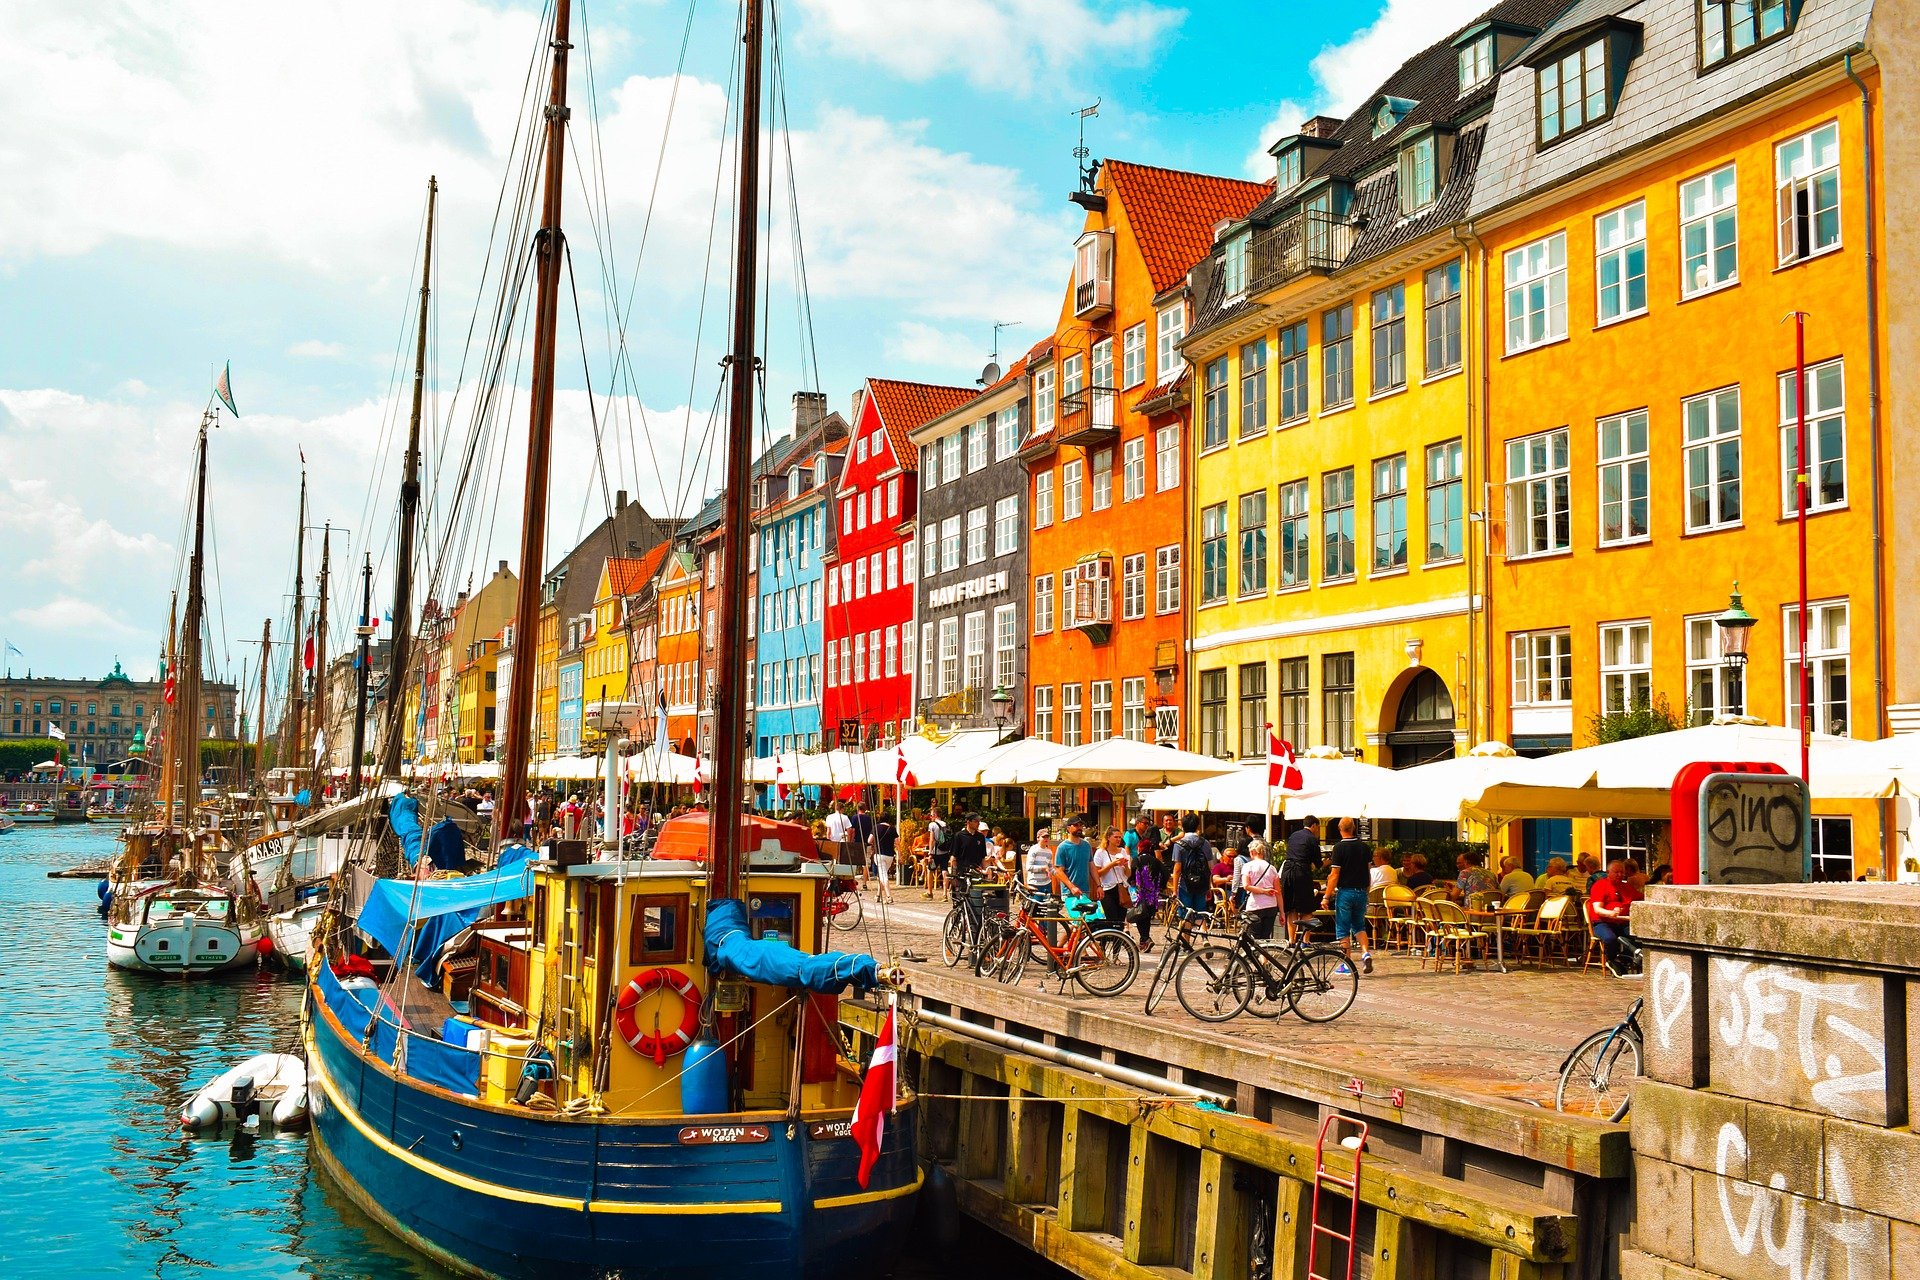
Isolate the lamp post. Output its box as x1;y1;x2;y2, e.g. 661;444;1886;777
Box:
1713;583;1756;722
989;684;1015;731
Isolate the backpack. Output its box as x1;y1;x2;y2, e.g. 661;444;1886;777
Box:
1176;835;1212;897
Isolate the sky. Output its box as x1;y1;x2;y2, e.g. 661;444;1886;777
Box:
0;0;1502;689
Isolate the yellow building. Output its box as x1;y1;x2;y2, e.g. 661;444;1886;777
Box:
434;560;518;764
535;573;562;760
1180;8;1547;769
455;633;501;764
1467;0;1894;874
579;558;644;748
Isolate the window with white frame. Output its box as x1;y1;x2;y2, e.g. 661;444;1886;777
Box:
1061;683;1083;747
1122;677;1146;741
1537;36;1610;144
855;559;867;596
855;434;868;464
1202;357;1230;450
1506;427;1570;557
1278;478;1310;587
1780;357;1846;514
871;628;884;680
1155;425;1180;490
1221;231;1249;299
1598;410;1650;545
1322;304;1355;408
854;633;867;686
937;617;960;695
1091;338;1116;431
1091;680;1114;742
1599;619;1652;713
1200;502;1229;604
1279;320;1309;423
963;611;986;690
922;525;938;578
1424;260;1462;376
1323;466;1356;580
967;419;989;472
940;515;961;572
1033;574;1054;634
1684;386;1743;531
1239;489;1268;596
1595;200;1647;324
1784;599;1850;735
1504;232;1568;353
857;491;868;529
1035;367;1055;436
965;506;989;565
1061;352;1084;408
1240;338;1269;435
886;547;898;590
1063;460;1083;519
1157;303;1185;381
841;500;852;535
921;622;934;692
1033;685;1053;741
887;476;901;518
1092;447;1113;510
903;540;915;586
1681;164;1739;296
1511;629;1573;706
1425;439;1464;562
1777;122;1841;264
1371;454;1408;572
995;406;1020;461
1122;552;1146;620
825;645;837;689
885;626;898;678
1371;284;1407;394
902;624;914;679
1121;323;1147;389
1458;31;1493;90
993;605;1016;690
1034;471;1053;528
1122;437;1145;502
994;496;1018;556
1398;135;1437;214
922;440;940;489
1155;544;1181;614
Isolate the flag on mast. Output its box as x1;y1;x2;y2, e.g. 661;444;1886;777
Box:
46;723;66;741
1265;723;1303;792
848;996;899;1188
214;362;239;416
894;743;916;791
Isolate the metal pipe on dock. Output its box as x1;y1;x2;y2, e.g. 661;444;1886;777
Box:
909;1007;1234;1109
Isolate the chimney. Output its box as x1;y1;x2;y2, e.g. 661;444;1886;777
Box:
791;391;828;436
1298;115;1342;139
498;559;509;576
615;489;628;511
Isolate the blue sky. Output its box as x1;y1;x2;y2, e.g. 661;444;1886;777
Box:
0;0;1494;689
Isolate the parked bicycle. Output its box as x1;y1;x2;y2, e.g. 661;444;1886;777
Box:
975;888;1139;996
824;875;863;932
1555;997;1643;1122
940;873;1006;968
1171;928;1358;1024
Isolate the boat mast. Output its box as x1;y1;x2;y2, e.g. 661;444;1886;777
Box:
382;175;437;782
254;617;271;794
350;554;373;797
707;0;767;900
311;524;332;795
495;0;573;847
175;411;211;829
287;469;307;788
157;591;178;824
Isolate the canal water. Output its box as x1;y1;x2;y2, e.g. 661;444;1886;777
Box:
0;824;1063;1279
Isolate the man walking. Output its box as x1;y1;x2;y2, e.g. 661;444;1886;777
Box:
952;813;989;881
1320;817;1374;974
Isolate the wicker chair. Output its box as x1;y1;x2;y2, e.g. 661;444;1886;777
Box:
1380;884;1421;953
1419;900;1488;974
1507;894;1575;965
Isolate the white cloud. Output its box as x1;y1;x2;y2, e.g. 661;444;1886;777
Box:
886;321;990;375
1244;0;1491;175
287;340;347;359
9;598;144;641
792;0;1184;94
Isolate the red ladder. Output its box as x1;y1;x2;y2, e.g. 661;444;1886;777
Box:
1307;1113;1369;1280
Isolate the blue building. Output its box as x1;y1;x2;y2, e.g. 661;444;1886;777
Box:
752;394;846;793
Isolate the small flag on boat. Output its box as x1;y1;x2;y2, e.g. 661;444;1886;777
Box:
163;670;176;704
46;723;66;741
214;362;239;417
775;759;789;805
895;743;916;790
304;631;316;671
848;998;898;1189
1265;723;1303;792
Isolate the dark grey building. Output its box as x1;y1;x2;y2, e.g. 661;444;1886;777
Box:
908;351;1036;736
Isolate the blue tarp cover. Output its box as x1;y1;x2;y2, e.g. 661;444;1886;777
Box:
355;846;536;979
702;897;879;994
425;818;466;871
315;960;480;1096
390;794;424;865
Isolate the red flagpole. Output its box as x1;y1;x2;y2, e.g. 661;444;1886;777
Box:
1794;312;1810;786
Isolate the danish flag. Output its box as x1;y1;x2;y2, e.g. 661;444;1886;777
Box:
849;999;898;1188
774;759;790;805
1265;723;1304;792
894;743;916;791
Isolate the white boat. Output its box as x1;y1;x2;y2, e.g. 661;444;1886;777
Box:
0;815;14;834
10;805;54;824
180;1052;308;1130
106;883;266;975
265;898;326;971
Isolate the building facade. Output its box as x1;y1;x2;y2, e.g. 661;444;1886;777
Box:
821;378;977;748
1025;160;1268;752
0;662;237;765
909;354;1034;737
655;549;702;755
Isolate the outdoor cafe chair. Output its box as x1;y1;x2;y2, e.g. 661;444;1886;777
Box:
1421;900;1489;975
1380;884;1420;953
1507;894;1575;965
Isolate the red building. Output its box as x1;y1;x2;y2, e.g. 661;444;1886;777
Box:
822;377;978;748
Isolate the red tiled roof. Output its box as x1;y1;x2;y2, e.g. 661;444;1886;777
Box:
865;377;979;468
607;544;669;597
1105;160;1271;295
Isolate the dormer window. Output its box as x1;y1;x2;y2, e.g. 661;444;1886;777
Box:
1398;134;1438;214
1701;0;1792;69
1220;228;1250;300
1372;96;1415;139
1531;19;1638;147
1458;33;1494;90
1275;144;1303;191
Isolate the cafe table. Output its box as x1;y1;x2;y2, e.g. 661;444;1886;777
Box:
1464;905;1535;974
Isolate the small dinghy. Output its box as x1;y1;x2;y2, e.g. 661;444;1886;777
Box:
181;1053;308;1131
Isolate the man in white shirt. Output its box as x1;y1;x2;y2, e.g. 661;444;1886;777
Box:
1369;849;1400;891
823;802;853;846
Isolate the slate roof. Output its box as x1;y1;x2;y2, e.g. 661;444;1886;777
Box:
1104;160;1271;295
1471;0;1875;214
865;378;980;468
552;498;671;623
679;435;791;539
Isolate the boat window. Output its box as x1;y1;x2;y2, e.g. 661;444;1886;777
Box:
629;893;687;963
207;900;229;917
748;894;798;945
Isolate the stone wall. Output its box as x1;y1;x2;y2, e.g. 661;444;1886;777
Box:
1624;883;1919;1280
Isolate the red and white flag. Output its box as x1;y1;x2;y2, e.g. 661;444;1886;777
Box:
894;743;916;791
774;759;790;805
1265;723;1303;792
693;756;707;797
849;999;898;1188
163;670;177;705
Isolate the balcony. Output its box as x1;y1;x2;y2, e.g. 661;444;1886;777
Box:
1073;229;1114;320
1054;387;1119;449
1249;208;1354;295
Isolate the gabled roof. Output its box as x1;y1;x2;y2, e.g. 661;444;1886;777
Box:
1103;160;1271;295
606;544;670;600
864;377;979;469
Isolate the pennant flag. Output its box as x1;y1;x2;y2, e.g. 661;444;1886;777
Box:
692;757;707;797
4;642;21;658
46;723;66;741
1265;723;1303;792
214;362;239;416
163;671;177;705
848;999;899;1189
895;743;916;791
312;729;327;761
774;759;790;805
303;632;316;671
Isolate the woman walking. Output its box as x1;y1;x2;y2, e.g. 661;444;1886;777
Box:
1130;841;1165;951
1241;839;1280;940
1094;828;1133;932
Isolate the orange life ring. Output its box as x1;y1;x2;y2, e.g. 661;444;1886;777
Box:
614;967;702;1066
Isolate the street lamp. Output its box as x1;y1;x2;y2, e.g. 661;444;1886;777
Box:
1713;583;1756;718
989;684;1015;727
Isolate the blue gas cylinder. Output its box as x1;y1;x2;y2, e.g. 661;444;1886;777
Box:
680;1038;729;1114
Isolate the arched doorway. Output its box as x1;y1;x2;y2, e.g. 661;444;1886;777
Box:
1384;669;1456;769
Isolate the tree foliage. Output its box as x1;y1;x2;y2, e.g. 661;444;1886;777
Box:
1586;694;1683;746
0;739;69;774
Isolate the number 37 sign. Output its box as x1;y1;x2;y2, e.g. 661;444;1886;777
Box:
1670;761;1810;885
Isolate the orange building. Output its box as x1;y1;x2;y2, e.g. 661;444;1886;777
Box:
1469;0;1893;874
653;549;702;756
1023;160;1268;759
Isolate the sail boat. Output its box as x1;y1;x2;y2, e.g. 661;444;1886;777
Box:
303;2;921;1273
106;409;267;976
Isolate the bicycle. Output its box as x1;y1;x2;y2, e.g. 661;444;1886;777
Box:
1171;927;1358;1024
939;873;1007;967
824;875;863;932
1142;901;1225;1015
975;889;1140;997
1555;997;1643;1122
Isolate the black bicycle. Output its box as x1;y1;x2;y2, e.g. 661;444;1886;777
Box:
1172;928;1358;1024
939;874;1006;967
1555;997;1644;1122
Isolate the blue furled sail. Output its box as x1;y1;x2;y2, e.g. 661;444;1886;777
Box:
389;793;424;865
702;898;879;993
355;845;536;978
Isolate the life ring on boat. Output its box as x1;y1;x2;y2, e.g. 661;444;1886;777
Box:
614;968;702;1067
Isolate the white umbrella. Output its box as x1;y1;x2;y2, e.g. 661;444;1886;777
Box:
1138;755;1391;814
1804;732;1920;799
899;729;1005;786
792;750;868;788
535;756;601;782
970;738;1076;787
627;752;701;785
1008;738;1236;788
1302;744;1541;823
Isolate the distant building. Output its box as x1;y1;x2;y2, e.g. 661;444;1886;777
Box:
0;661;239;765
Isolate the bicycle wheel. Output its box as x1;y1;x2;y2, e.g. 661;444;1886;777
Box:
1071;929;1140;997
1143;938;1181;1014
941;907;967;967
1174;943;1253;1022
974;922;1014;981
1245;943;1287;1019
1555;1028;1643;1122
1287;946;1359;1023
828;888;862;932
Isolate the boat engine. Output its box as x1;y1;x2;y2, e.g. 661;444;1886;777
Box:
230;1075;261;1129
